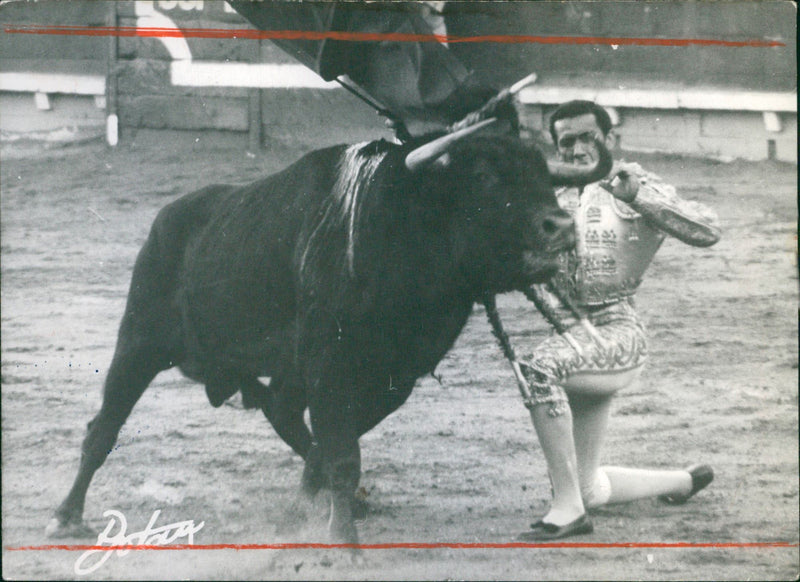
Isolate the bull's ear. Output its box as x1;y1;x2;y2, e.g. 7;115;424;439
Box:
432;153;452;169
405;118;498;172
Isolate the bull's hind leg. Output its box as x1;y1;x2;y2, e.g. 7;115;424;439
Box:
286;376;414;522
47;199;187;537
260;373;312;459
46;344;171;538
258;374;327;497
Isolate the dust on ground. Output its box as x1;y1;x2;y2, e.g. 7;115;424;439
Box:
1;133;798;580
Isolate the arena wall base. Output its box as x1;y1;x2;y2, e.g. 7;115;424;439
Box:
3;83;795;164
518;89;797;163
0;92;104;135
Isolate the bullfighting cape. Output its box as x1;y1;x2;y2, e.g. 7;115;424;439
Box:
226;1;531;136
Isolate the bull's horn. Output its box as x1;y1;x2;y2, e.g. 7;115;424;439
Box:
508;72;537;95
447;74;535;135
547;139;614;186
405;117;498;171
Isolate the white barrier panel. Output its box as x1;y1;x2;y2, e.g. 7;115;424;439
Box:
171;61;339;89
0;72;106;96
518;86;797;112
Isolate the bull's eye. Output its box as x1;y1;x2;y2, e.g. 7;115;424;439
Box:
541;217;560;234
473;164;500;190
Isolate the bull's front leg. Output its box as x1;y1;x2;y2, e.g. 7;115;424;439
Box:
309;360;361;561
307;378;363;558
298;312;364;559
326;443;362;547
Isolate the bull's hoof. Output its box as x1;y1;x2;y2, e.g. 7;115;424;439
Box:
328;513;360;550
45;517;95;539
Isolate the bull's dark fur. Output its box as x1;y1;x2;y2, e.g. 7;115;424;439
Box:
50;133;591;548
300;140;389;285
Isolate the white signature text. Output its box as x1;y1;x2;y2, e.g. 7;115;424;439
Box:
74;509;204;575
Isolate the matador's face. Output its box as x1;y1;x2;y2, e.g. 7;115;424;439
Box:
553;113;612;167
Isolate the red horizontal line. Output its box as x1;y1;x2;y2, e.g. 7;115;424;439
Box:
6;541;798;551
1;24;786;48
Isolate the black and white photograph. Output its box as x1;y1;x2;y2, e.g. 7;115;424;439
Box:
1;1;797;579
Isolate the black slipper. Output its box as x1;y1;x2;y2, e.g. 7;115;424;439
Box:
517;513;594;541
659;464;714;505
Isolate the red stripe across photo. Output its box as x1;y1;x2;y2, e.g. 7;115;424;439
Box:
1;24;786;47
6;541;799;551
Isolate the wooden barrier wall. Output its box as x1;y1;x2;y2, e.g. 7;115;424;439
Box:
1;0;796;156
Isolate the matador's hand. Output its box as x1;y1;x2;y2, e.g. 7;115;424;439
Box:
605;162;641;203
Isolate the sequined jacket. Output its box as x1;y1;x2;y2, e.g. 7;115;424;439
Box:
551;163;721;307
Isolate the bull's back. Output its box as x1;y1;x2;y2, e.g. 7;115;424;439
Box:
160;145;347;375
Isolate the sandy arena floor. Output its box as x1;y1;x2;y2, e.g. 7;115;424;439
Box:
1;134;797;580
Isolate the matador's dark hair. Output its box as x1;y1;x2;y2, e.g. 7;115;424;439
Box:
548;100;612;145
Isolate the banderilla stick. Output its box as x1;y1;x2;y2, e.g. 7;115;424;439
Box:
482;293;532;401
543;282;611;351
521;285;588;358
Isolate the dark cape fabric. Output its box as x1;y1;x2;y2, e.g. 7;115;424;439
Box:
226;1;502;136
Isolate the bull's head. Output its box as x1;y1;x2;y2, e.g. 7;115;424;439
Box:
401;106;613;294
405;117;613;187
401;131;594;294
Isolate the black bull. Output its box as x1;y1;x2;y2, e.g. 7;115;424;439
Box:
48;130;611;547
